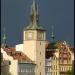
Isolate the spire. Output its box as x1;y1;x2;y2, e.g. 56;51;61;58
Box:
2;27;8;48
25;0;45;30
3;28;6;41
50;26;57;49
51;25;55;42
30;0;39;24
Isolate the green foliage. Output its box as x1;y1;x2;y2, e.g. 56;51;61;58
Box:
8;72;12;75
67;69;74;75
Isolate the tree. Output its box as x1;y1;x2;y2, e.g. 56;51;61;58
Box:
67;69;74;75
8;72;12;75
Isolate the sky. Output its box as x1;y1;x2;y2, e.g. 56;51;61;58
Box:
1;0;74;47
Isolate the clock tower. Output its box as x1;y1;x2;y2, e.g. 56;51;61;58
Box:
23;0;46;75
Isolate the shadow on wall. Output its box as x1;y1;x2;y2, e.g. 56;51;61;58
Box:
1;60;11;75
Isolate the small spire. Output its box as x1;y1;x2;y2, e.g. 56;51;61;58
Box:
3;27;6;40
51;25;55;42
2;27;8;48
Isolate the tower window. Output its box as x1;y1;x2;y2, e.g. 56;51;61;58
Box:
56;72;57;75
40;52;41;55
40;72;41;75
40;42;41;45
40;62;41;65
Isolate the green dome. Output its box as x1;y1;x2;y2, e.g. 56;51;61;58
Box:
49;42;57;49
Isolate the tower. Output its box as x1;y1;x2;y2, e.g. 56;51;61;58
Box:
23;0;46;75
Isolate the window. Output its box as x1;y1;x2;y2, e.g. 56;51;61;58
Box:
63;67;64;71
69;66;71;70
18;63;35;75
40;72;41;75
56;66;57;70
28;32;33;40
64;60;67;64
46;72;48;75
50;63;51;66
54;65;55;70
40;42;41;45
56;72;57;75
21;69;23;72
40;52;41;55
9;61;11;65
45;67;48;72
47;61;50;66
48;68;50;72
61;67;63;71
40;62;41;65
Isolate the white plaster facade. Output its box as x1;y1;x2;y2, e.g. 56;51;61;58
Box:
16;44;23;52
45;58;52;75
1;48;18;75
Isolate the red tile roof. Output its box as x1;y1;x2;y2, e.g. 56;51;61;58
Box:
12;51;32;62
45;41;74;59
2;48;32;62
3;48;15;52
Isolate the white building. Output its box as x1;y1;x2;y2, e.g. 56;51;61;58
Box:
1;48;18;75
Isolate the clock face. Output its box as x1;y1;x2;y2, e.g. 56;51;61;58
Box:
25;31;45;40
25;31;34;40
28;32;32;39
39;33;42;39
38;32;44;40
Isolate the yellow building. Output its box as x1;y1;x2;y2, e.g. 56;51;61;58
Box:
51;51;60;75
46;48;60;75
59;41;73;75
52;48;60;75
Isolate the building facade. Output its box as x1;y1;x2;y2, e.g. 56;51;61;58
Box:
1;48;18;75
45;57;52;75
45;41;74;75
18;60;35;75
59;41;73;75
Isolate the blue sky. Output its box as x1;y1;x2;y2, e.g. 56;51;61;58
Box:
1;0;74;47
